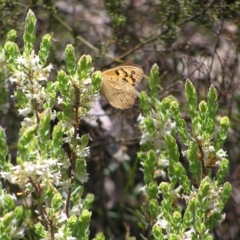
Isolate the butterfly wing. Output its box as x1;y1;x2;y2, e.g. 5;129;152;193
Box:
100;77;137;109
100;65;144;109
101;64;143;87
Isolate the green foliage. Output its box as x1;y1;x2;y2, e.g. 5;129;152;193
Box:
149;64;160;98
6;30;17;42
0;10;101;239
92;232;106;240
23;10;36;55
39;34;51;66
0;3;233;239
0;63;9;115
105;0;126;28
138;67;231;239
0;127;8;170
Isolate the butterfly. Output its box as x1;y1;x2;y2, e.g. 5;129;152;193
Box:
100;64;144;109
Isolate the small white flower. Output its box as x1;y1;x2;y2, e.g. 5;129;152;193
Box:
208;145;215;152
18;108;32;116
62;136;72;143
156;219;169;229
50;110;57;120
182;150;188;157
0;171;10;179
83;77;92;85
66;237;76;240
169;121;176;129
21;117;35;127
216;149;227;159
139;186;146;192
44;63;54;72
31;54;40;67
57;96;63;104
37;73;48;82
9;76;18;83
54;231;64;239
183;226;196;239
158;159;169;168
196;135;203;141
16;56;27;65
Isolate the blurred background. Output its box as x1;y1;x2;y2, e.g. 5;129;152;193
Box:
1;0;240;239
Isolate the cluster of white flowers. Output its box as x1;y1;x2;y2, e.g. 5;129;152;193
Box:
0;159;63;193
138;110;176;149
8;51;53;117
10;51;53;84
154;212;208;239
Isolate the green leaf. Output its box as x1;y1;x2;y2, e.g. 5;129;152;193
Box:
45;82;57;109
147;182;158;199
81;134;89;147
51;193;63;211
216;158;229;184
180;174;191;194
4;41;21;71
149;64;160;98
67;215;77;232
91;70;102;91
185;79;197;118
72;185;84;201
145;117;155;134
144;150;156;184
152;224;164;239
76;55;93;81
75;157;88;183
23;10;36;55
172;211;182;231
65;44;76;75
18;125;37;159
1;211;14;230
39;34;51;66
170;100;189;145
139;91;150;115
57;70;70;96
93;232;106;240
14;90;29;106
187;141;202;180
221;182;232;205
159;182;172;211
199;178;210;196
14;206;23;221
0;127;8;169
35;222;48;238
183;199;196;228
149;199;160;218
51;124;64;158
199;101;207;124
38;112;51;144
215;116;229;150
207;212;221;230
160;96;176;115
75;209;92;238
165;134;179;163
3;194;15;213
169;234;178;240
207;85;218;135
6;30;17;42
194;221;201;234
83;194;94;209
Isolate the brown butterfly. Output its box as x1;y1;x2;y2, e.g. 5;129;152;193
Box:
100;64;144;109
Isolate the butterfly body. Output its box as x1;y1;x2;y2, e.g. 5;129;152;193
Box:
100;64;144;109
